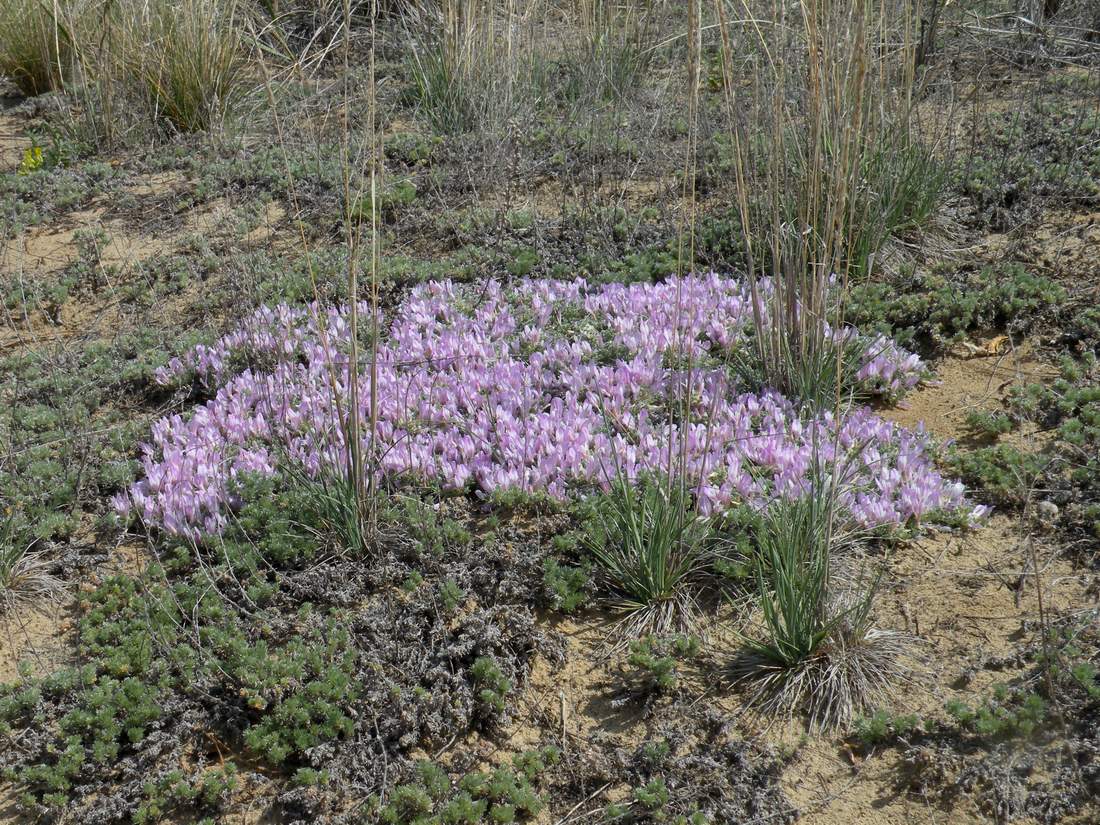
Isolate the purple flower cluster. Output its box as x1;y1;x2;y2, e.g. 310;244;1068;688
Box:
120;274;983;538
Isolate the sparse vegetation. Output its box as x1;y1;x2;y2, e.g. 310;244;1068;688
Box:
0;0;1098;822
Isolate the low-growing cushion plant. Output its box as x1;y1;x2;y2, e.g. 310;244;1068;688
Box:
618;634;700;704
846;263;1064;354
117;275;978;539
372;750;559;825
0;470;544;820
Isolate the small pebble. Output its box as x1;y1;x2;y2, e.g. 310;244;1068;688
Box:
1037;500;1059;521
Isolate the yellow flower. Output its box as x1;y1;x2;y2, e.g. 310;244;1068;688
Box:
18;145;44;175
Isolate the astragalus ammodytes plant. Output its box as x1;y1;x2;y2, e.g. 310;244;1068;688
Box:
115;274;981;539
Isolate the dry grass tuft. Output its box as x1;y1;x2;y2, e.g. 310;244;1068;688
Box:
0;0;77;96
116;0;251;133
733;590;919;729
586;475;715;642
0;542;65;613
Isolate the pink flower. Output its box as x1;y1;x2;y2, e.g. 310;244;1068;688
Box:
120;275;977;537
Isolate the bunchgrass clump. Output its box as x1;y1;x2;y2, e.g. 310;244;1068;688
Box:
281;465;372;558
715;0;942;408
585;475;713;638
0;0;74;96
117;0;250;133
405;0;541;136
0;507;64;611
564;0;656;104
0;537;64;611
734;482;916;728
407;30;479;136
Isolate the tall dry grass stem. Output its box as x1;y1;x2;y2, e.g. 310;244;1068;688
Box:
246;0;381;552
708;0;927;724
714;0;939;408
